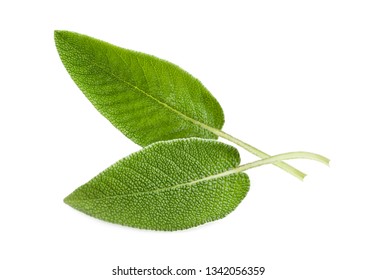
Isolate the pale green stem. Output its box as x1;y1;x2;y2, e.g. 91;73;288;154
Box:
237;151;330;173
201;151;330;184
201;125;307;180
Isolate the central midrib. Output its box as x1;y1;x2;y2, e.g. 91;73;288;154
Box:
65;167;243;203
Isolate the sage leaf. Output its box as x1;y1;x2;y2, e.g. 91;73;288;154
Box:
64;139;250;231
54;31;224;146
54;30;306;180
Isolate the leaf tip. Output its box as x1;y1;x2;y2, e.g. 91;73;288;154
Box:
63;193;73;206
54;30;75;45
54;30;64;40
54;30;66;48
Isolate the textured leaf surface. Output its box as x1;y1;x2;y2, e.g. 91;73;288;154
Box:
64;139;250;231
55;31;224;146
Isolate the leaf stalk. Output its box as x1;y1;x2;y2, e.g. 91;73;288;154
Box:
202;125;308;180
188;151;329;185
237;151;330;173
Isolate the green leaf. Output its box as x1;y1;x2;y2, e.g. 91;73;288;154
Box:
64;139;250;231
55;30;310;180
54;30;224;147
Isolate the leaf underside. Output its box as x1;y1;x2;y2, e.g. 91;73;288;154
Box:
55;31;225;147
64;139;250;231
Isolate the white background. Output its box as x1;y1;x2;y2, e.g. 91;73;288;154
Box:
1;0;375;279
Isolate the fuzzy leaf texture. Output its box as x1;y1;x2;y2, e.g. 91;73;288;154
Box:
54;31;224;147
64;139;250;231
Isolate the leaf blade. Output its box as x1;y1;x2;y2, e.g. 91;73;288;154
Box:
64;139;250;231
54;31;224;146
